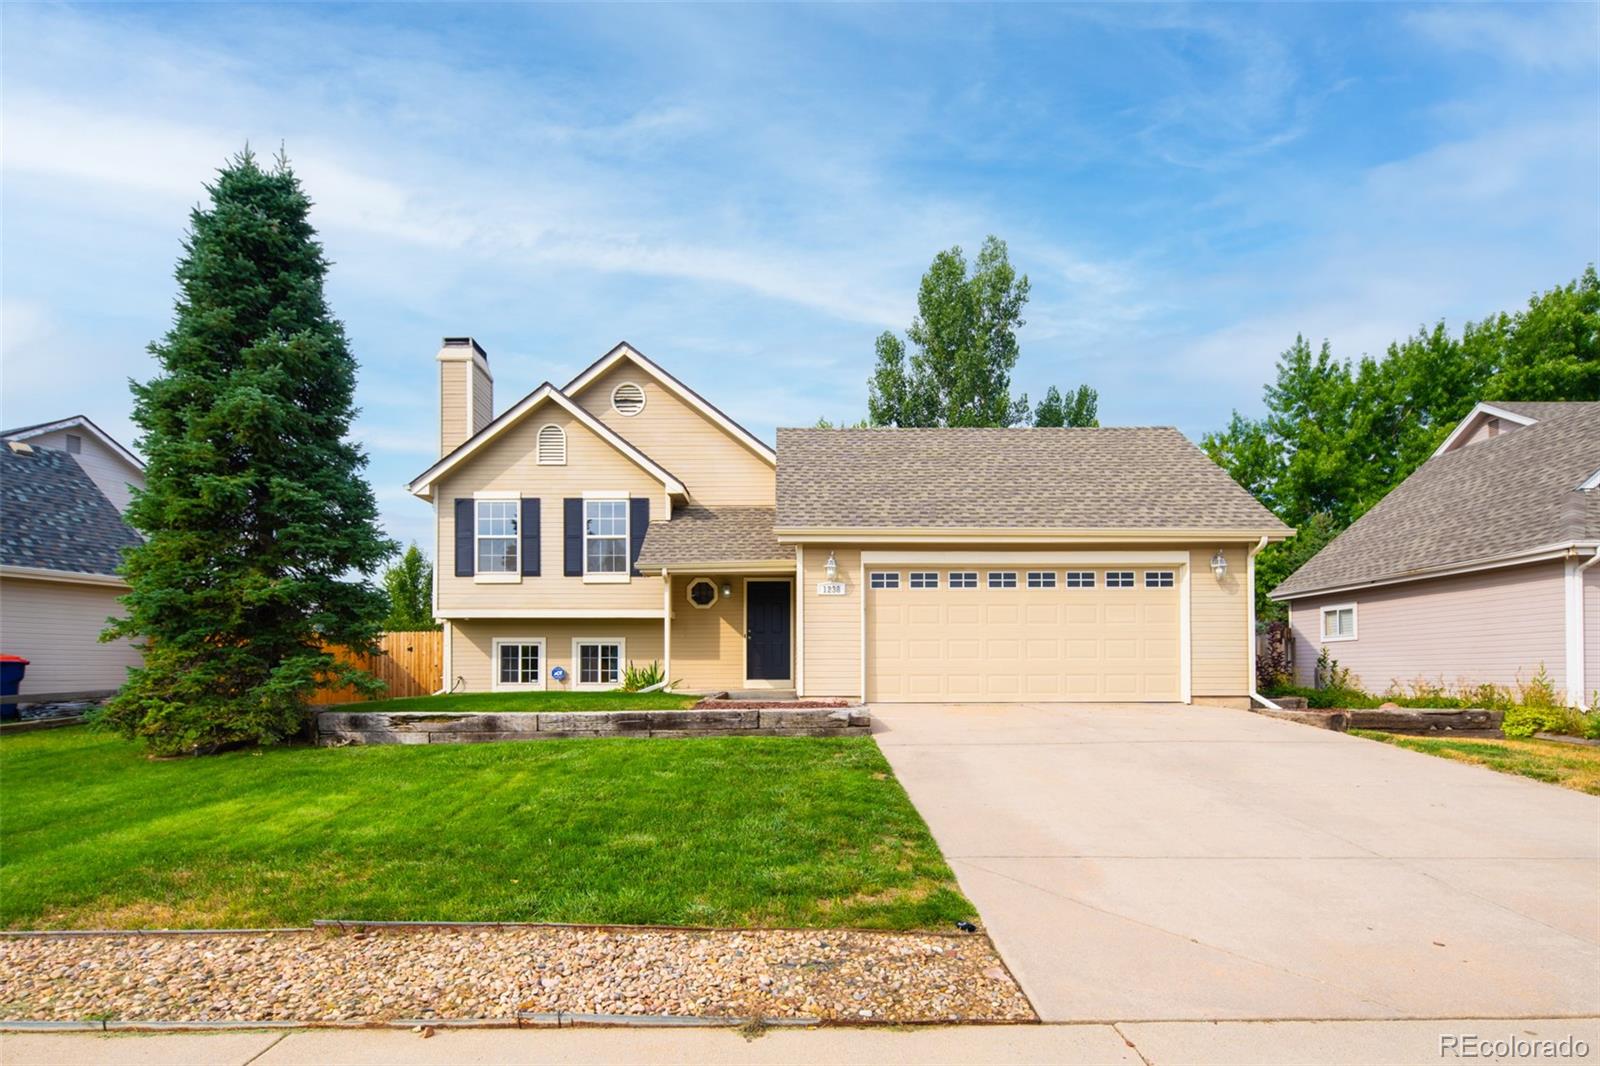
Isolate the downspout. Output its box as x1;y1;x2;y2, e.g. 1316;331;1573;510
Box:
431;495;450;696
1247;535;1281;711
1570;549;1600;708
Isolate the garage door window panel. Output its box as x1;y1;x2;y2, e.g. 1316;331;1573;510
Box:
1144;571;1174;588
870;571;900;589
1107;571;1134;588
949;571;978;589
988;571;1017;589
1027;571;1056;588
1066;571;1096;588
909;571;939;589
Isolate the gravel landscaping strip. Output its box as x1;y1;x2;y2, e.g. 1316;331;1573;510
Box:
0;926;1033;1025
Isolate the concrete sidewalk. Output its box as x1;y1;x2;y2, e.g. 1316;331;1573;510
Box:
5;1019;1597;1065
872;702;1600;1023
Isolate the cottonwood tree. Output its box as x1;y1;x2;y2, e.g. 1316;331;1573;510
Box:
1033;384;1100;427
1205;267;1599;619
103;149;395;754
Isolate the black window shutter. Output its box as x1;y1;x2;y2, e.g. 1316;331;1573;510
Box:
454;499;474;577
563;498;583;576
629;497;650;576
520;498;540;576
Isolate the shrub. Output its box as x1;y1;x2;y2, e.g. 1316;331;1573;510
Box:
1313;648;1353;692
1502;704;1584;739
1256;621;1292;690
621;660;665;692
1516;665;1561;709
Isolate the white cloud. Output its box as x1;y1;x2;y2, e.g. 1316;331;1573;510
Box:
1405;5;1599;72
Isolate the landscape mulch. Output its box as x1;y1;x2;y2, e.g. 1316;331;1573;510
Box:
0;925;1034;1025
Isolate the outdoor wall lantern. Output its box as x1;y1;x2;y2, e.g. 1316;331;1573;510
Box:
824;551;839;582
720;582;733;599
1210;549;1228;580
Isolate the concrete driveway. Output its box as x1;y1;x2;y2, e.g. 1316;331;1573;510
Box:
873;702;1600;1023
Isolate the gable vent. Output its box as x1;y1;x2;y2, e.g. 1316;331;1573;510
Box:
611;382;646;417
536;424;566;465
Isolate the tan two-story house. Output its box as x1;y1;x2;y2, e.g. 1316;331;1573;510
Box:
408;339;1290;704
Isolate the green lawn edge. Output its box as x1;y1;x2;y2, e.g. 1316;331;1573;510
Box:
1351;729;1600;795
0;727;975;932
342;690;702;714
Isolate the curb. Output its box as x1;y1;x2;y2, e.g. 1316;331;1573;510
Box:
3;919;984;939
0;1014;824;1033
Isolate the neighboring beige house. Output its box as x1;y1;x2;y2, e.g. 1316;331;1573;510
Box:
1272;401;1600;707
0;417;146;699
409;339;1289;704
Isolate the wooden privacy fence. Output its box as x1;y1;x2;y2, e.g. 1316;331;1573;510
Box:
313;630;442;705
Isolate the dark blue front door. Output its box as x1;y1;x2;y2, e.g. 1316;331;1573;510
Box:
745;581;791;681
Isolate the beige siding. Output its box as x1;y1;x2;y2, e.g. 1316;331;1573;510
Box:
571;362;775;507
1286;561;1566;695
798;542;1252;703
1190;545;1250;698
668;576;746;691
25;429;144;513
1584;565;1600;707
0;576;141;694
440;361;469;455
800;545;862;699
449;619;663;693
436;407;671;615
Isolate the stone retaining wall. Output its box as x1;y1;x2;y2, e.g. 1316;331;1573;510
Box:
317;707;870;746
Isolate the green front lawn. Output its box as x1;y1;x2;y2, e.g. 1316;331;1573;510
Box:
0;728;972;931
348;690;701;714
1352;730;1600;795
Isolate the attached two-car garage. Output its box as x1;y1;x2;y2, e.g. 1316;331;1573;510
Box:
865;559;1185;703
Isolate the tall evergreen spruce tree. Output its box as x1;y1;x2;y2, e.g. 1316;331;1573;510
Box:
103;149;396;755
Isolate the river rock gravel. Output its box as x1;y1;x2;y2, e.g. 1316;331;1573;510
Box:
0;926;1034;1024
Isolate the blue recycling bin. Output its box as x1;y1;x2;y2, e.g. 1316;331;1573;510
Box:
0;655;29;722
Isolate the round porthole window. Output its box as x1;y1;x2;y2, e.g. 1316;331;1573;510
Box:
686;578;717;609
611;381;646;416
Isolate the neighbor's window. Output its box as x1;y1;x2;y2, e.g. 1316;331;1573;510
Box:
949;571;978;589
909;571;939;589
577;641;622;686
1144;571;1174;588
1321;605;1357;641
870;571;900;589
584;499;628;574
476;499;519;573
1027;571;1056;589
1066;571;1095;588
988;571;1017;589
495;641;542;689
1106;571;1134;588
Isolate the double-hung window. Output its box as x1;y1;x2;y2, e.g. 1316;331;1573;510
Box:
1106;571;1134;588
575;639;624;687
493;639;543;690
1321;604;1357;642
476;499;518;574
584;499;628;576
909;571;939;589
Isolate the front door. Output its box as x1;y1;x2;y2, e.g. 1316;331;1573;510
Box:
745;580;792;681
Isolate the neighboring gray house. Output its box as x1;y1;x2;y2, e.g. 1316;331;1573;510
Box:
1272;401;1600;707
0;422;145;699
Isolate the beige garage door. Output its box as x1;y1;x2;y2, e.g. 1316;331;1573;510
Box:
866;566;1182;703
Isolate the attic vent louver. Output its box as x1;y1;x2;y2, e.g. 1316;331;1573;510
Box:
611;382;646;417
536;424;566;466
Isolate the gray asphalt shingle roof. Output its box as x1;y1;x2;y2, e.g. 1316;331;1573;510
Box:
1273;402;1600;599
774;427;1289;533
0;444;141;577
635;506;784;568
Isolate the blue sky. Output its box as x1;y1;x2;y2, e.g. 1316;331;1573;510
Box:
3;3;1596;554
